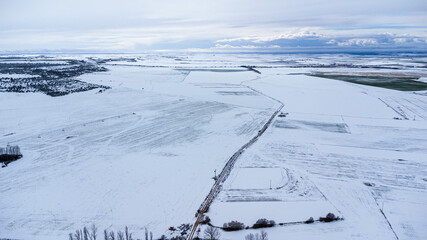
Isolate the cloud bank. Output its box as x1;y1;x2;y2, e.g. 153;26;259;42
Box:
1;0;426;53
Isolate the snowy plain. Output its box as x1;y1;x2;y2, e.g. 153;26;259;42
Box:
0;53;426;240
208;70;427;240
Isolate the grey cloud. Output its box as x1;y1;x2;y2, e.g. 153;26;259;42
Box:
1;0;426;52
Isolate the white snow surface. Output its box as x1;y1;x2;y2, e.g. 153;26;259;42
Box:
207;68;427;240
1;54;427;240
0;73;37;78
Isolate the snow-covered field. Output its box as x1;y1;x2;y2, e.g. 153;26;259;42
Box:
0;54;426;240
208;68;427;240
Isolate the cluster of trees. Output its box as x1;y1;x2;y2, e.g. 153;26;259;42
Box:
202;226;220;240
0;145;21;155
0;58;109;97
69;225;153;240
201;226;268;240
67;213;339;240
1;145;23;167
304;213;340;224
222;218;276;231
69;225;98;240
245;230;268;240
222;221;245;231
200;216;211;225
319;213;340;222
252;219;275;229
67;224;271;240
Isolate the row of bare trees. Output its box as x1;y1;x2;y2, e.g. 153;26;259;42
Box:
69;225;153;240
68;224;269;240
245;230;268;240
202;226;268;240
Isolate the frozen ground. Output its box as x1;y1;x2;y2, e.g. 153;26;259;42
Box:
0;54;426;240
207;67;427;240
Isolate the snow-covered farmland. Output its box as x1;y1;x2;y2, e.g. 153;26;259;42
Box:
0;59;277;240
1;54;426;240
207;68;427;240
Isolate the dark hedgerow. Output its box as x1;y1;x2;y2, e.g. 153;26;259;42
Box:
252;218;276;229
319;213;340;222
222;221;245;231
304;217;314;224
200;216;211;225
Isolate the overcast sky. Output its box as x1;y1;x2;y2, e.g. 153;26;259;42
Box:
1;0;427;52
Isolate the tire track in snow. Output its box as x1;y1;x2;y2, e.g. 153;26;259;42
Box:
372;197;400;240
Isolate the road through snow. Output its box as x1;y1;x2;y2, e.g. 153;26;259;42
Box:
187;76;284;240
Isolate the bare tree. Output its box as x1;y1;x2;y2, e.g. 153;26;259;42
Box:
204;226;220;240
84;227;89;240
75;230;82;240
245;233;255;240
70;233;74;240
125;226;129;240
109;231;115;240
150;232;153;240
260;230;268;240
246;233;265;240
145;228;148;240
245;231;268;240
104;230;108;240
90;224;98;240
117;231;124;240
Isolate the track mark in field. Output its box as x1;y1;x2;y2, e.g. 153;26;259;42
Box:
372;196;400;240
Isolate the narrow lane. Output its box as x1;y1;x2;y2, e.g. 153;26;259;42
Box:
187;89;284;240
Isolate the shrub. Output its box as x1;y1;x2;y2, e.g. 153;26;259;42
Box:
177;223;191;236
304;217;314;224
170;237;185;240
200;216;211;225
223;221;245;231
319;213;339;222
252;219;275;229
